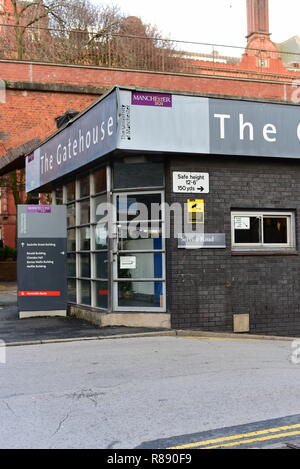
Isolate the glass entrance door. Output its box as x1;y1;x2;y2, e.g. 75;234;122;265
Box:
112;191;166;311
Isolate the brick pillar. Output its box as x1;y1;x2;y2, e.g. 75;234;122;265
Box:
247;0;270;37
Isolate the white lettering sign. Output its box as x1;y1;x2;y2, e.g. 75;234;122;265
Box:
120;256;136;269
173;172;209;193
234;217;250;230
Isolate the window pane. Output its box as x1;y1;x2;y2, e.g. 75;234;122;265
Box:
66;181;76;202
94;168;106;193
80;253;90;278
118;230;162;251
113;162;164;189
95;252;108;279
68;279;76;303
79;199;90;225
55;187;63;205
263;217;288;244
67;203;76;227
94;224;108;249
67;229;76;251
95;281;108;308
79;227;90;250
80;280;91;305
93;194;107;223
118;253;163;279
67;253;76;277
79;175;90;198
234;216;260;243
116;194;162;222
118;281;163;308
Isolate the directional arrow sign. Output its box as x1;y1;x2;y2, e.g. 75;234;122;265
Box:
173;172;209;193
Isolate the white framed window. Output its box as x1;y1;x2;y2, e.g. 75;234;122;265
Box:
231;211;296;250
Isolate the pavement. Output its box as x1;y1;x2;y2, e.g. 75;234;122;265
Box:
0;282;173;345
1;282;300;449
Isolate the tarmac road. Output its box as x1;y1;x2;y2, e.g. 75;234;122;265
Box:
1;335;300;449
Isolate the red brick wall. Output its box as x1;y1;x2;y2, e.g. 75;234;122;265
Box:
1;59;300;248
1;60;299;100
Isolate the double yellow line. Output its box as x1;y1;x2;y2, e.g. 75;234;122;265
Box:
167;423;300;449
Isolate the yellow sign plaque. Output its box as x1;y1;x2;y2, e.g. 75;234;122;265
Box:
187;199;204;223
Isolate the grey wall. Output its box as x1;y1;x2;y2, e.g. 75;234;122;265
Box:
166;155;300;336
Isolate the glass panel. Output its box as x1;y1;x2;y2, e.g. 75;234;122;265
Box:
93;194;107;223
68;279;76;303
118;232;162;251
95;281;108;308
263;217;288;244
67;253;76;277
67;229;76;251
94;168;106;193
94;223;108;249
118;281;163;308
55;187;63;205
118;253;162;279
80;253;90;278
79;175;90;198
113;162;164;189
95;252;108;279
79;227;90;250
116;194;162;222
67;203;76;227
80;280;91;305
79;199;90;225
66;181;76;202
234;216;260;244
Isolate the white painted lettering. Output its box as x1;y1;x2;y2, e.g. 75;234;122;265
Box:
92;126;99;144
107;116;114;136
239;113;254;141
73;139;78;156
68;139;72;158
57;144;62;165
214;114;231;139
79;129;84;152
263;123;277;142
62;145;67;162
86;130;91;149
297;123;300;141
101;121;105;141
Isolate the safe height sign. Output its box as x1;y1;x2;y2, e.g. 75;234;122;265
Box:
17;205;67;314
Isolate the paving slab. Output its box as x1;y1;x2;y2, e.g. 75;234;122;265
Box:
0;306;169;345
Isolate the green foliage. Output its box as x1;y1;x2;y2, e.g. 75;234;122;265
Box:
0;246;17;261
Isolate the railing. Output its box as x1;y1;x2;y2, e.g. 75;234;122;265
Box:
0;23;300;76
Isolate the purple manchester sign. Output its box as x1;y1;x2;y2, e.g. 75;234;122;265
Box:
26;205;52;214
131;91;172;107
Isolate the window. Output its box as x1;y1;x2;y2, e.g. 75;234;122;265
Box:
113;160;164;189
62;167;109;309
231;211;295;250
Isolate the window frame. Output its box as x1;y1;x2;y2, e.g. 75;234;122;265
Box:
231;210;296;251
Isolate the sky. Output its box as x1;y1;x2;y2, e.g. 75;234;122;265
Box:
94;0;300;47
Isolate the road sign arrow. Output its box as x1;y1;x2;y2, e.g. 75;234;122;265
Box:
197;186;204;192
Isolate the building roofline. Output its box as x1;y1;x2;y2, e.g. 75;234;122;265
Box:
12;84;300;162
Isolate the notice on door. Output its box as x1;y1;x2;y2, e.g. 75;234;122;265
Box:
120;256;136;269
17;205;67;317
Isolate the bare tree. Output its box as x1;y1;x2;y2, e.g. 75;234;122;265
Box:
0;0;181;71
8;0;69;60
